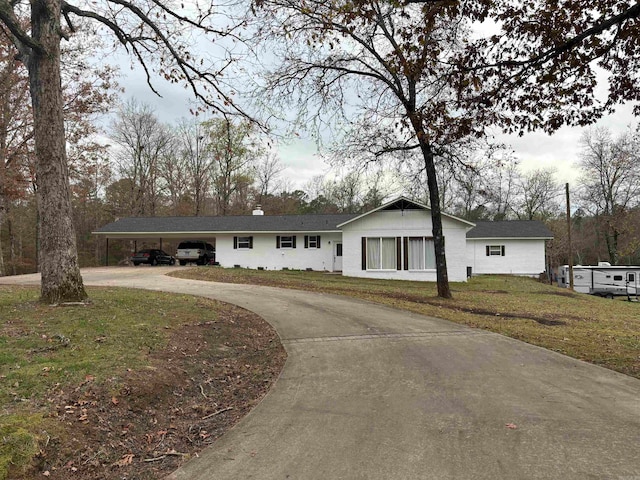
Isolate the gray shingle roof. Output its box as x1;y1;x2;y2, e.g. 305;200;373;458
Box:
94;213;359;234
466;220;553;239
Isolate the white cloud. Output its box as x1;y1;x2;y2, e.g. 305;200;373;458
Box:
499;103;637;185
277;140;331;188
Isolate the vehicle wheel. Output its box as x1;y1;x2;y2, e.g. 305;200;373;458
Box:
605;293;614;299
151;258;158;266
179;260;187;266
133;262;139;266
170;258;176;266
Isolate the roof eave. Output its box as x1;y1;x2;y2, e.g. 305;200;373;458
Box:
337;196;475;228
467;236;554;240
93;229;344;236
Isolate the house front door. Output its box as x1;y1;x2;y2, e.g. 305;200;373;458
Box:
334;242;343;271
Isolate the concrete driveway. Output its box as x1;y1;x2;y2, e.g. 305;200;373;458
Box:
2;267;639;479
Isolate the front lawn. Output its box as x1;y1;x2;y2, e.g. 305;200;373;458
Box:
170;268;640;379
0;286;285;480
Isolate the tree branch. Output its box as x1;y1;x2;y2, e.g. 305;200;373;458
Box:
60;0;253;119
374;143;421;157
470;1;640;71
0;0;43;56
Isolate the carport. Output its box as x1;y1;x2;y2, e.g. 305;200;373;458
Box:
92;210;354;271
92;217;218;266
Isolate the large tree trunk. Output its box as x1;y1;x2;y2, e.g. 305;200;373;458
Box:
420;141;452;299
605;226;619;265
408;113;452;299
28;0;86;303
0;102;7;277
0;205;5;276
7;215;16;275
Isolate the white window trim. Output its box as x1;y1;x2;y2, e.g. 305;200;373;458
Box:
308;235;319;249
280;235;295;249
237;237;252;249
408;236;436;271
488;245;503;256
366;237;397;271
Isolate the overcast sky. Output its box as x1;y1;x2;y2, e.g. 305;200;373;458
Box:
110;53;638;193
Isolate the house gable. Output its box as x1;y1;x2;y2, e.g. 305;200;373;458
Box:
337;196;475;229
339;198;472;282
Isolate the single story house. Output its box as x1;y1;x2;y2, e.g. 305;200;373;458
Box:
93;197;553;282
466;220;554;277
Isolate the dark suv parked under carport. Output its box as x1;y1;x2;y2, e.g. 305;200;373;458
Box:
176;241;215;266
131;249;176;266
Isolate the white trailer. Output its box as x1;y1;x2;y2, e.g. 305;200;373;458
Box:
557;263;640;299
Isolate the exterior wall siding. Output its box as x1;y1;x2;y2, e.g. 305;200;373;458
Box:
466;239;547;276
340;210;471;282
215;232;342;271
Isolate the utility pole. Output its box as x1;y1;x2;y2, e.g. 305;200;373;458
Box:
566;183;574;290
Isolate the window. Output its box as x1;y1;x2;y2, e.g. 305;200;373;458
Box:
366;237;396;270
614;275;623;281
408;237;436;270
276;235;296;249
627;273;636;283
486;245;505;256
304;235;321;249
280;236;295;248
336;243;342;257
234;236;253;249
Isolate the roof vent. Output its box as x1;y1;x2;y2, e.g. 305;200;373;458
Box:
252;205;264;216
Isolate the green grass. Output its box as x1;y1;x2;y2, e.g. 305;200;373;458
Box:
0;415;45;480
170;268;640;379
0;286;229;479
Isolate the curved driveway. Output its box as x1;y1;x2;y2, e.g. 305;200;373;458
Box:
2;267;640;479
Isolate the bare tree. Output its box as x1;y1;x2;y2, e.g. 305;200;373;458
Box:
0;0;250;302
254;0;491;298
514;168;562;221
578;127;640;264
0;34;30;276
449;164;487;220
206;119;259;215
254;152;284;204
1;19;116;278
111;101;172;216
479;153;519;221
176;120;214;216
157;135;190;215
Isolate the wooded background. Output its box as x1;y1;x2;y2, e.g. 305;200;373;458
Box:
2;93;638;274
1;0;639;280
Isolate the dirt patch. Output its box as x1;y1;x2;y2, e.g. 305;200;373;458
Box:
351;290;563;325
30;304;286;479
453;307;567;326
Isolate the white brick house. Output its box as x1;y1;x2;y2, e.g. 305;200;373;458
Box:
465;221;553;277
94;197;553;281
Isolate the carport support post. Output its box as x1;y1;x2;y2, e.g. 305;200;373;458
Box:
105;238;109;266
160;238;163;251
